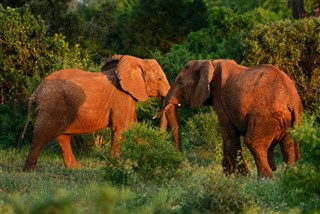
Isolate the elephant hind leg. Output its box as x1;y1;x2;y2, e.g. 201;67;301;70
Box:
267;143;277;171
23;128;56;171
280;133;299;164
56;135;82;168
23;139;45;171
245;125;275;178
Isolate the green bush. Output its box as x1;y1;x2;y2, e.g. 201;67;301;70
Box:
0;5;93;148
153;47;197;83
0;102;30;148
241;18;320;113
136;98;162;127
185;107;222;165
291;114;320;169
280;114;320;210
0;5;92;104
104;122;183;185
179;166;255;213
6;185;132;214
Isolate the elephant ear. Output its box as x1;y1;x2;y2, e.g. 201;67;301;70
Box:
190;60;214;107
116;55;148;101
101;54;123;71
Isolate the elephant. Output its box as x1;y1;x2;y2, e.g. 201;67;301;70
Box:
161;59;303;178
20;54;170;171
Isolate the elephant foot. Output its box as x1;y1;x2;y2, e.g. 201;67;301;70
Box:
258;168;273;179
23;158;38;172
23;164;37;172
64;161;83;168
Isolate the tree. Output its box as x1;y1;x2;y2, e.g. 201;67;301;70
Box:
288;0;320;18
118;0;208;57
0;5;90;104
28;0;84;45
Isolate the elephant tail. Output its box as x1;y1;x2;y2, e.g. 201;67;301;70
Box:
288;103;302;128
18;96;35;152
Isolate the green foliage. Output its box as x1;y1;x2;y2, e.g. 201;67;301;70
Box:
185;107;222;165
0;5;92;148
153;47;197;83
179;168;255;213
105;122;183;185
0;5;91;103
5;184;132;214
291;114;320;169
0;102;30;148
27;0;83;45
159;0;290;67
76;0;120;59
136;98;162;127
279;114;320;210
241;18;320;113
118;0;208;57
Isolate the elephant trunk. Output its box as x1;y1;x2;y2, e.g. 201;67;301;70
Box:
159;98;168;131
157;101;181;152
165;103;181;151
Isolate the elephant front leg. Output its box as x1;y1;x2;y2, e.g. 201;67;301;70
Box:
56;135;82;168
221;125;249;176
109;104;137;158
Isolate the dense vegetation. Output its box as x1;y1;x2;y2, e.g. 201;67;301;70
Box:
1;0;320;213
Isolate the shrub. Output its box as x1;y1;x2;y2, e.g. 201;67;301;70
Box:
178;166;255;213
0;5;92;148
281;114;320;209
185;107;222;165
291;114;320;170
153;47;197;83
0;102;30;148
136;98;162;127
7;185;132;214
241;18;320;113
0;5;92;104
104;122;183;185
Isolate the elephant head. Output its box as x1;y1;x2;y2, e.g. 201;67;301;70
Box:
165;60;214;108
163;59;302;178
102;55;170;101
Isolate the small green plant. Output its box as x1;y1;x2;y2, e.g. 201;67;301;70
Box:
178;166;255;213
291;114;320;169
185;107;222;165
104;122;183;185
281;114;320;210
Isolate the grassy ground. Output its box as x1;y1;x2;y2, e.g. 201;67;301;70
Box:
1;145;319;214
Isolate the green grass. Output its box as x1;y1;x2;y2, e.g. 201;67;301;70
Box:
1;146;319;213
1;113;320;213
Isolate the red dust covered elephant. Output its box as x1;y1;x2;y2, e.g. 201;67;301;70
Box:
162;59;303;178
20;55;170;171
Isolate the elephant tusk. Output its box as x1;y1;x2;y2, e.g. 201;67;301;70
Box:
152;103;174;119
